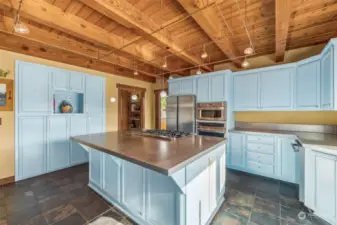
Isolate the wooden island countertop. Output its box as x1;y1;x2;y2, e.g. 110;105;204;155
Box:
71;131;226;175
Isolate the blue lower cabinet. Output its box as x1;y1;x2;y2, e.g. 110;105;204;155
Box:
146;170;177;225
17;116;47;180
70;116;88;165
88;115;105;134
103;154;121;203
121;161;145;219
47;116;70;172
228;133;245;168
90;149;103;188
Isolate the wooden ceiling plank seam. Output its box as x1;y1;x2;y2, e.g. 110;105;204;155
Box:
275;0;291;62
77;0;213;72
176;0;244;68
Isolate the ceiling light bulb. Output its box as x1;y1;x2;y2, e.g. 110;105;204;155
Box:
169;75;173;79
201;51;208;59
196;69;202;75
131;94;138;101
244;47;254;55
160;90;167;98
242;59;250;68
14;20;29;34
162;62;167;68
133;70;138;76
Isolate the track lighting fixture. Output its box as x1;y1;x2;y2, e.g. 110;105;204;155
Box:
133;70;138;76
244;47;254;55
201;44;208;59
14;14;29;34
241;57;250;68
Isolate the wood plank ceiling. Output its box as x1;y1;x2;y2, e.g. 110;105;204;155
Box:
0;0;337;83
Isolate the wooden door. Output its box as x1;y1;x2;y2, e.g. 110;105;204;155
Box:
118;89;130;131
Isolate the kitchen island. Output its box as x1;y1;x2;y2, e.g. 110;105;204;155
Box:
72;131;227;225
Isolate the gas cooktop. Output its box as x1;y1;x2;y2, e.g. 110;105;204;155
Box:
130;129;193;140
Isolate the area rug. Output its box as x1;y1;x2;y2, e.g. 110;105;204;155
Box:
89;217;125;225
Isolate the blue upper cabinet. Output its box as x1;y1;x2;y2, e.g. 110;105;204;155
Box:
168;80;181;96
52;69;70;91
86;75;105;114
180;78;195;95
70;71;85;93
233;72;259;111
210;74;226;102
196;76;210;102
17;61;51;114
321;46;334;110
295;57;321;110
260;67;294;110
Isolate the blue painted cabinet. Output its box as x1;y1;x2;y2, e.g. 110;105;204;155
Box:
88;115;105;134
17;116;46;180
146;171;177;225
321;47;334;110
70;116;88;165
168;80;181;96
210;74;226;101
260;68;294;109
103;154;121;203
180;78;195;95
47;116;70;172
18;62;51;114
70;71;85;93
53;69;70;91
196;76;210;102
233;73;259;110
228;133;245;168
296;59;320;109
276;137;298;183
121;161;145;219
305;149;337;225
86;76;105;114
90;149;103;188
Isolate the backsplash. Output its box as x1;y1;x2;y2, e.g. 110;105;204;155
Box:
235;111;337;126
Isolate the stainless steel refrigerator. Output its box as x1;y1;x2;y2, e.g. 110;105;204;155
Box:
166;95;196;133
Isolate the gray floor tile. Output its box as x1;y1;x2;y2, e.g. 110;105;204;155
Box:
211;211;248;225
250;208;281;225
254;197;280;217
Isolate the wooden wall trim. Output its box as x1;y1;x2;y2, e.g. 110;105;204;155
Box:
0;176;15;186
116;83;146;93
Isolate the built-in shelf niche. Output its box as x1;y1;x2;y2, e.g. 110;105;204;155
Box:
53;91;84;114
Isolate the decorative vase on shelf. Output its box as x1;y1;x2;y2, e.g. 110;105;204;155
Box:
60;101;73;113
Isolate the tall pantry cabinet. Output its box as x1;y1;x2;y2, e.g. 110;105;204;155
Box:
15;61;106;181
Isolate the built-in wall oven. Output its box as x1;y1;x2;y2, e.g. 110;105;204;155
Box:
197;102;226;138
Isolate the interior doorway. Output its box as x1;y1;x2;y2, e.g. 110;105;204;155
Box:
117;84;146;131
154;89;168;130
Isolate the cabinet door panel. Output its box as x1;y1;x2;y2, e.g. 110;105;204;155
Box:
260;68;293;109
48;116;69;171
86;76;104;114
70;116;88;165
211;75;226;101
18;62;51;114
122;161;145;218
146;171;176;225
70;71;85;93
233;73;259;110
103;154;121;202
90;149;102;188
321;47;334;110
181;79;194;94
229;133;244;168
296;61;320;109
18;117;46;179
88;115;104;134
53;69;69;91
278;138;297;183
168;81;181;96
196;77;210;102
314;154;336;221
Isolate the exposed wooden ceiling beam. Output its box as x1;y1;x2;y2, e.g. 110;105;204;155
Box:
0;0;187;75
275;0;291;62
0;15;160;78
78;0;212;72
176;0;243;68
0;31;155;82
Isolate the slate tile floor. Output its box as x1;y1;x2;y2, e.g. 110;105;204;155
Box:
0;164;331;225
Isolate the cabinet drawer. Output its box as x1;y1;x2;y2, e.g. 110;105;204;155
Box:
247;151;274;165
247;143;274;154
247;135;274;144
247;161;274;175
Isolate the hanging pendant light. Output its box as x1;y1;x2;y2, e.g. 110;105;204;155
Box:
244;47;254;55
131;94;138;101
242;56;250;68
160;90;167;97
162;56;167;68
131;61;138;101
196;65;202;75
133;70;138;76
201;44;208;59
14;13;29;34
